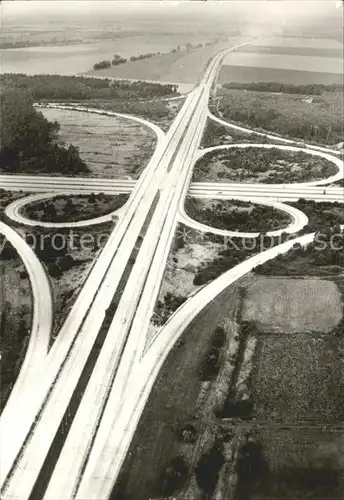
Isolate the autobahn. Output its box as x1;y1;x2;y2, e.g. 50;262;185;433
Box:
0;40;262;499
2;177;343;229
1;39;343;499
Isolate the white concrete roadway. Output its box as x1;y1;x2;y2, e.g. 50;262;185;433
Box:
0;222;53;425
1;43;241;496
179;196;309;238
209;110;344;156
106;227;341;493
0;40;258;500
41;41;253;500
0;84;206;495
2;183;343;229
1;40;343;499
195;143;344;186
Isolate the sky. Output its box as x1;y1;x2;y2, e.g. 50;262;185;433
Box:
1;1;342;35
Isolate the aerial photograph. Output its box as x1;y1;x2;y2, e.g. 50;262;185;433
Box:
0;0;343;499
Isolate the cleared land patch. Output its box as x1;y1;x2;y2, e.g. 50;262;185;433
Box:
41;107;156;179
23;193;129;223
242;276;342;333
193;147;336;183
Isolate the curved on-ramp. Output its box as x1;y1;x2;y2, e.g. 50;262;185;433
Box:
208;110;343;156
4;192;127;229
39;103;166;144
0;222;53;418
179;195;309;238
195;143;344;187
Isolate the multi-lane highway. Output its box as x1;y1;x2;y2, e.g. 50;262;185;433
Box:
1;38;343;500
0;40;260;499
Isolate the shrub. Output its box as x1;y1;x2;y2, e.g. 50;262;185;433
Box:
160;456;189;495
195;444;225;495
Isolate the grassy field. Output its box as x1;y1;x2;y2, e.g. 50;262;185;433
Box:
24;193;129;223
193;146;336;183
242;277;342;334
41;107;156;179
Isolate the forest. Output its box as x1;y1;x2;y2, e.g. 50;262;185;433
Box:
217;87;343;145
0;91;88;175
0;74;178;102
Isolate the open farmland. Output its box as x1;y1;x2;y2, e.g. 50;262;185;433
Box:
249;427;344;499
0;33;221;76
219;36;343;86
242;277;342;333
85;39;244;84
41;107;156;179
193;146;336;183
253;334;344;423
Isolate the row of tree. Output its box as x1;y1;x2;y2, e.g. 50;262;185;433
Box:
222;81;343;96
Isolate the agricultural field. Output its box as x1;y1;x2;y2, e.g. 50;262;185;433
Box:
220;36;342;86
253;333;344;422
193;146;336;183
41;107;156;179
185;198;292;233
23;193;129;223
0;31;221;76
242;276;342;334
250;427;344;499
213;86;343;146
85;39;238;85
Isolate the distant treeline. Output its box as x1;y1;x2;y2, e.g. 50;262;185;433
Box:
0;73;178;101
222;81;343;96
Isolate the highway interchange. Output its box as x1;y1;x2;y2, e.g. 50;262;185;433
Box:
0;40;343;499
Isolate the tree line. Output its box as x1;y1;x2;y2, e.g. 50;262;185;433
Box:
218;89;343;145
0;73;178;102
0;91;88;175
222;81;343;96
